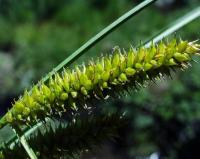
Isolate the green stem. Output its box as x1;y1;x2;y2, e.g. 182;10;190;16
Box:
144;6;200;47
9;119;50;150
20;136;38;159
11;128;38;159
40;0;157;83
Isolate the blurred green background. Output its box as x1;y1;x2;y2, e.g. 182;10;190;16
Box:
0;0;200;158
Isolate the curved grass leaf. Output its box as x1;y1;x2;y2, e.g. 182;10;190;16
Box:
144;6;200;47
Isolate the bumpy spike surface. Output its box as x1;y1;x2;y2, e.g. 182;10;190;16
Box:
0;39;199;128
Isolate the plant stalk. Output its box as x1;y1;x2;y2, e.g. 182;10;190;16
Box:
144;6;200;47
20;136;38;159
41;0;157;83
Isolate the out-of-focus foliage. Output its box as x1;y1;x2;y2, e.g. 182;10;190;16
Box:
0;0;200;158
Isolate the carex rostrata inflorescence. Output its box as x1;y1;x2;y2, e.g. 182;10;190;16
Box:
0;39;199;128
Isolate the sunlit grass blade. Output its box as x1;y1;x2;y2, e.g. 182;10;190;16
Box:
19;136;38;159
144;6;200;48
41;0;157;83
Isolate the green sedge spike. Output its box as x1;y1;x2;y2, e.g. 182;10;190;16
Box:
0;39;199;128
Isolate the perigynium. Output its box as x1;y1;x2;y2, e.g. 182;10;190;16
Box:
0;39;199;129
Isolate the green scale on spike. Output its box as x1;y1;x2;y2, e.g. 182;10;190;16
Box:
0;39;199;128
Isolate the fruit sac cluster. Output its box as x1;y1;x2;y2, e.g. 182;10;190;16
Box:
0;39;199;128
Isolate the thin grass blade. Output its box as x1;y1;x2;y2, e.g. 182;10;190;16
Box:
144;6;200;47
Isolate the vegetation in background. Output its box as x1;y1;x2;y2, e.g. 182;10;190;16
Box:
0;0;200;158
